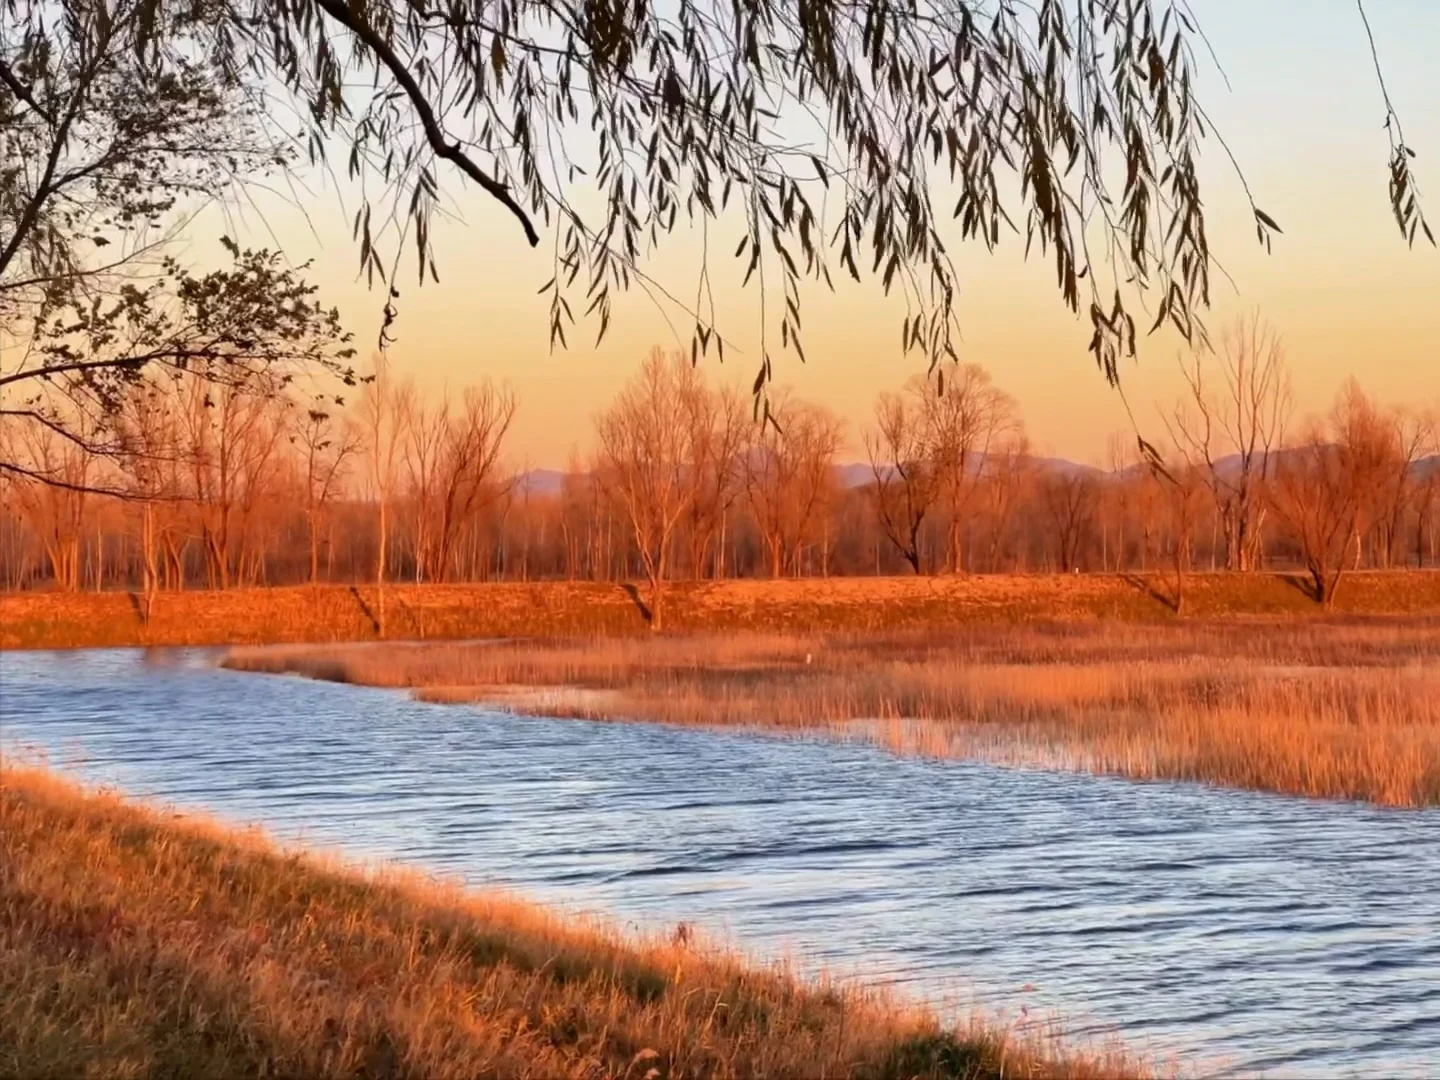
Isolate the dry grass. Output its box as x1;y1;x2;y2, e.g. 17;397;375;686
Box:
226;618;1440;807
0;765;1137;1080
6;570;1440;650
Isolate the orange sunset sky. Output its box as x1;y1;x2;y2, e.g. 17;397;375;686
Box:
207;0;1438;469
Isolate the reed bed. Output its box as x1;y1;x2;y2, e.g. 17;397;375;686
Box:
225;618;1440;807
0;765;1139;1080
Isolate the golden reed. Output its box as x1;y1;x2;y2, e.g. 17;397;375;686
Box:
227;618;1440;807
0;766;1141;1079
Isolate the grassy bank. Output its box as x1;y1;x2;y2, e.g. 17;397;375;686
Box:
5;570;1440;649
226;618;1440;807
0;766;1132;1080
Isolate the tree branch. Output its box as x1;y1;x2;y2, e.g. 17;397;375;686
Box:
0;345;259;390
0;60;90;280
1357;0;1434;246
310;0;540;247
0;408;120;455
0;459;135;498
0;55;54;122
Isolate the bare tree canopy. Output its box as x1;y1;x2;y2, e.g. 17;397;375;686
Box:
1270;380;1407;607
4;0;1430;429
1165;314;1292;572
865;370;1018;574
3;338;1437;595
745;391;843;575
867;386;939;574
593;348;704;627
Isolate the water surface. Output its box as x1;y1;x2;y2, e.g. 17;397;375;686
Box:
3;648;1438;1078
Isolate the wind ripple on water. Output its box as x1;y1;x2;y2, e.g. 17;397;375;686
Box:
2;648;1438;1079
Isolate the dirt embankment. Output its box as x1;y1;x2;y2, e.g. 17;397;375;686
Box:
4;571;1440;650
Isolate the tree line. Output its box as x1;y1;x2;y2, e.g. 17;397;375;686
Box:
2;324;1437;614
6;1;1431;626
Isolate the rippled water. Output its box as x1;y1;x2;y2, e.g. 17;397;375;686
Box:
3;648;1438;1078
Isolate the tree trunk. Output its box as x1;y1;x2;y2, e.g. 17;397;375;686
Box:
141;503;159;624
649;575;664;631
1172;538;1187;616
309;508;321;584
376;499;388;638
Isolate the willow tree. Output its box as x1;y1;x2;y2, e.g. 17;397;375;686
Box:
255;2;1427;385
3;0;1431;446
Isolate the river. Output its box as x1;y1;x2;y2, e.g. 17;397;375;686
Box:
2;648;1437;1077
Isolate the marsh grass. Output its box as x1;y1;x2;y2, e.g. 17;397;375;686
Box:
0;765;1138;1079
226;619;1440;807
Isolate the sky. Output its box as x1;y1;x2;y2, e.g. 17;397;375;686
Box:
211;0;1440;469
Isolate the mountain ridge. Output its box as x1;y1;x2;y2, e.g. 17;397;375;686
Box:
513;452;1440;493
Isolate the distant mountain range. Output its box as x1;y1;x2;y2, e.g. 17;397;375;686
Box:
834;456;1102;488
513;452;1440;495
514;468;567;496
1202;450;1440;483
516;455;1104;494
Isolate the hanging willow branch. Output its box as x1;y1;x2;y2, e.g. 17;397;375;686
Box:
3;0;1429;402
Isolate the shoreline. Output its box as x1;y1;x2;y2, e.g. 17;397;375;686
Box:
0;763;1140;1079
221;622;1440;807
5;570;1440;650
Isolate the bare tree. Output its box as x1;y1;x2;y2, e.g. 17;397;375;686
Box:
1039;470;1098;573
183;377;288;588
296;402;360;585
866;389;939;574
393;385;519;586
1375;408;1436;568
1167;315;1291;570
1271;381;1397;606
0;418;92;589
1096;432;1140;573
431;385;518;581
1148;456;1206;614
359;354;402;634
1416;459;1440;569
398;386;446;583
745;394;843;577
558;449;601;582
594;351;697;629
922;367;1019;573
682;382;747;580
980;435;1033;573
111;379;185;616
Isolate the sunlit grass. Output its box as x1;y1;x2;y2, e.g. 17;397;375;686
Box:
6;570;1440;649
0;765;1140;1079
226;618;1440;807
